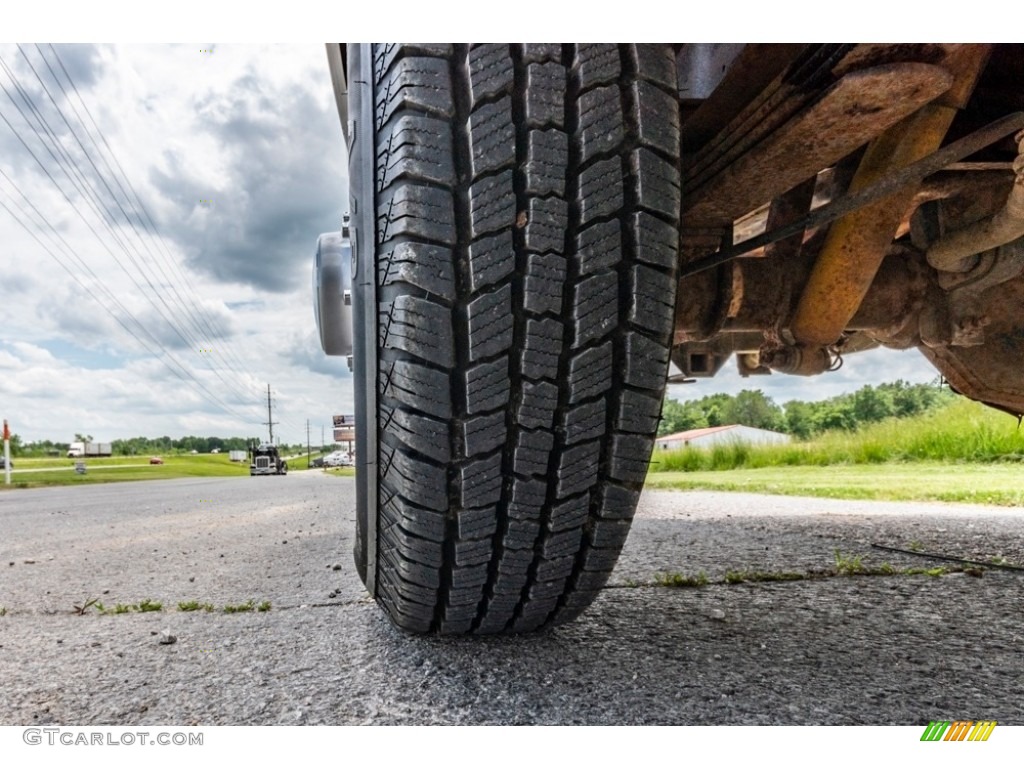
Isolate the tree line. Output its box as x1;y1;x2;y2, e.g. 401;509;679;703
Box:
5;380;950;455
658;379;953;439
9;435;300;457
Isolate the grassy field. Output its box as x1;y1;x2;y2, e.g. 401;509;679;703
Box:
651;400;1024;472
7;400;1022;502
0;452;340;488
0;454;249;488
646;463;1024;505
282;452;328;471
647;400;1024;504
322;466;356;477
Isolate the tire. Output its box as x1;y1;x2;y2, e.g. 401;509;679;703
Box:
351;44;680;634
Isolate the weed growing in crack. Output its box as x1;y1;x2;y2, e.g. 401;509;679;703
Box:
96;600;164;615
654;571;709;588
724;570;806;584
649;557;981;590
904;566;951;577
178;601;215;612
72;597;99;615
834;550;865;575
223;600;255;614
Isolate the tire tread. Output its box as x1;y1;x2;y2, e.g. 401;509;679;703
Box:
367;44;679;634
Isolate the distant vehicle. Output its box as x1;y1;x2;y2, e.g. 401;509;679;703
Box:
149;457;164;465
322;450;352;467
210;448;221;454
250;444;287;476
311;456;325;468
0;456;12;469
189;449;198;454
67;441;112;458
228;450;247;463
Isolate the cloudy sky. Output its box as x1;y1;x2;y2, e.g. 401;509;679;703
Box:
0;41;944;445
0;43;350;444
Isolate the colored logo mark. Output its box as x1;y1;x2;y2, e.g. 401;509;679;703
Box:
920;720;996;741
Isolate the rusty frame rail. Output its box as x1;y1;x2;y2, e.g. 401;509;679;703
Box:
679;111;1024;278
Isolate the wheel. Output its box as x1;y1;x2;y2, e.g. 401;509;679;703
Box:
280;463;288;475
349;43;680;634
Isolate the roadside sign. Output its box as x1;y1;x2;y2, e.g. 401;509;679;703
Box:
333;414;355;443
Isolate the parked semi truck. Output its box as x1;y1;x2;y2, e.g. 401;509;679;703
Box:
315;43;1024;635
67;441;112;458
249;444;288;476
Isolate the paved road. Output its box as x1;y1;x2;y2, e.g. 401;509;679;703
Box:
1;473;1021;725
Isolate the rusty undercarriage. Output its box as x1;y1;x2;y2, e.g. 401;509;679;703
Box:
671;43;1024;417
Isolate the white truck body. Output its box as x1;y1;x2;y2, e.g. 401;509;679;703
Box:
67;441;112;458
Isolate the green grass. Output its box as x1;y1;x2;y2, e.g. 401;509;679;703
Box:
653;571;709;587
834;550;864;575
178;601;215;613
287;453;327;471
724;569;806;584
651;400;1024;473
646;558;971;589
646;462;1024;505
94;599;163;615
646;400;1024;504
0;453;250;488
322;466;356;477
87;599;270;615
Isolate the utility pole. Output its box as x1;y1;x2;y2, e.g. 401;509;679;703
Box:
321;425;324;452
306;419;311;466
263;383;278;444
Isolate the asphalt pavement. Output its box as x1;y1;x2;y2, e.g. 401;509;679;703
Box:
1;473;1021;725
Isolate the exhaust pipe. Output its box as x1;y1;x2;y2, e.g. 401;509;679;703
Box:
928;130;1024;272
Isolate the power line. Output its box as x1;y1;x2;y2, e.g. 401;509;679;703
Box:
0;54;201;351
16;44;214;350
42;44;269;398
0;49;267;416
0;68;263;426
